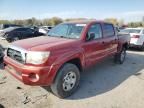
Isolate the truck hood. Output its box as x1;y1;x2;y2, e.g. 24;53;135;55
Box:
12;36;77;50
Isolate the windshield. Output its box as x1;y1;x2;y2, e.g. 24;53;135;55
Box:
3;27;18;32
48;23;85;39
121;29;141;34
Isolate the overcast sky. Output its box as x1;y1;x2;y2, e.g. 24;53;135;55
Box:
0;0;144;23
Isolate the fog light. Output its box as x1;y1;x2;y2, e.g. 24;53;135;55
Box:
29;73;39;82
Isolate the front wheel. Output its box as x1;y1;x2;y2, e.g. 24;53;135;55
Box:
50;63;80;98
13;37;20;42
114;47;126;64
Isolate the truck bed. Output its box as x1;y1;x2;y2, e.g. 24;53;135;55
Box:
118;32;130;43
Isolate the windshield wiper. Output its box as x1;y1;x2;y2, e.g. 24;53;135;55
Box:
48;35;66;38
48;35;59;38
48;35;74;39
60;36;74;39
48;34;52;37
60;36;68;38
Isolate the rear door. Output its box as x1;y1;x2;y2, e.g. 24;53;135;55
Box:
17;28;34;38
83;23;108;66
14;28;28;38
102;23;118;55
25;28;35;37
13;28;24;38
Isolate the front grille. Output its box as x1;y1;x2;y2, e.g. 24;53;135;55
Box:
7;48;25;64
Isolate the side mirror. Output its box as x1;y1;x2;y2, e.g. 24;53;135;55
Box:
87;32;95;41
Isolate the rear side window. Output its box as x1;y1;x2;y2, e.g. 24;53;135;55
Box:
15;28;24;31
16;28;28;31
26;28;34;32
87;23;102;40
103;23;115;37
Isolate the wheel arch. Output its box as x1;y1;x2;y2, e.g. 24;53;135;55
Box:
123;42;129;50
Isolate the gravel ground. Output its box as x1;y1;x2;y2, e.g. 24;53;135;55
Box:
0;39;144;108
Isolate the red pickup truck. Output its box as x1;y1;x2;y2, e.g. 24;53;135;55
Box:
4;21;129;98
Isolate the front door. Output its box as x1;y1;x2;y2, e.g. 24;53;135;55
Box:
83;23;109;67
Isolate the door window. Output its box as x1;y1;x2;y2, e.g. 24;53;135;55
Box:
15;28;27;31
87;23;102;40
103;23;115;37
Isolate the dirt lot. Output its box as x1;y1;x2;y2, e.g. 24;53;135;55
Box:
0;39;144;108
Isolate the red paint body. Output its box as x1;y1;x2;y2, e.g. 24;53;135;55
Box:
4;21;129;86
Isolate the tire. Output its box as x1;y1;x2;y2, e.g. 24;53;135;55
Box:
0;48;3;63
140;44;144;51
0;57;3;63
13;37;19;42
4;33;8;38
114;47;126;64
50;63;80;98
12;32;22;42
6;38;13;42
4;34;12;42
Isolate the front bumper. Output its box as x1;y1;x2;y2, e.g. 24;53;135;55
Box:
4;56;59;86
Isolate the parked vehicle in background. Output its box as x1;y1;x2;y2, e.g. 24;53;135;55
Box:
0;44;4;62
1;27;44;42
4;21;130;98
39;26;53;34
0;24;22;36
0;24;21;30
121;28;144;50
0;27;17;37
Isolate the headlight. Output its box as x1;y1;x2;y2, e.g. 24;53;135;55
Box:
26;51;50;65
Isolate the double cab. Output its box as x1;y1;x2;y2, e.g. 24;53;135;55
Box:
4;21;129;98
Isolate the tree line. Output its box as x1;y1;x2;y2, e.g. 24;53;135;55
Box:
0;17;63;26
104;18;144;28
0;17;144;28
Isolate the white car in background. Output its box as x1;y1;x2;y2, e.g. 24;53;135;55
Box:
39;26;53;34
121;28;144;50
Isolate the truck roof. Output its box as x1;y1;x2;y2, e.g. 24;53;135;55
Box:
64;20;105;24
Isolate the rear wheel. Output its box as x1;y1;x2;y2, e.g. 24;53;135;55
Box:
12;32;22;42
13;37;20;42
0;47;3;63
114;47;126;64
140;44;144;51
0;56;3;63
50;63;80;98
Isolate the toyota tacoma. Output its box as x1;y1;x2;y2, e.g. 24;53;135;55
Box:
4;21;130;98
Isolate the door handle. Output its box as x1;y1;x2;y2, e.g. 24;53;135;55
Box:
102;41;105;44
